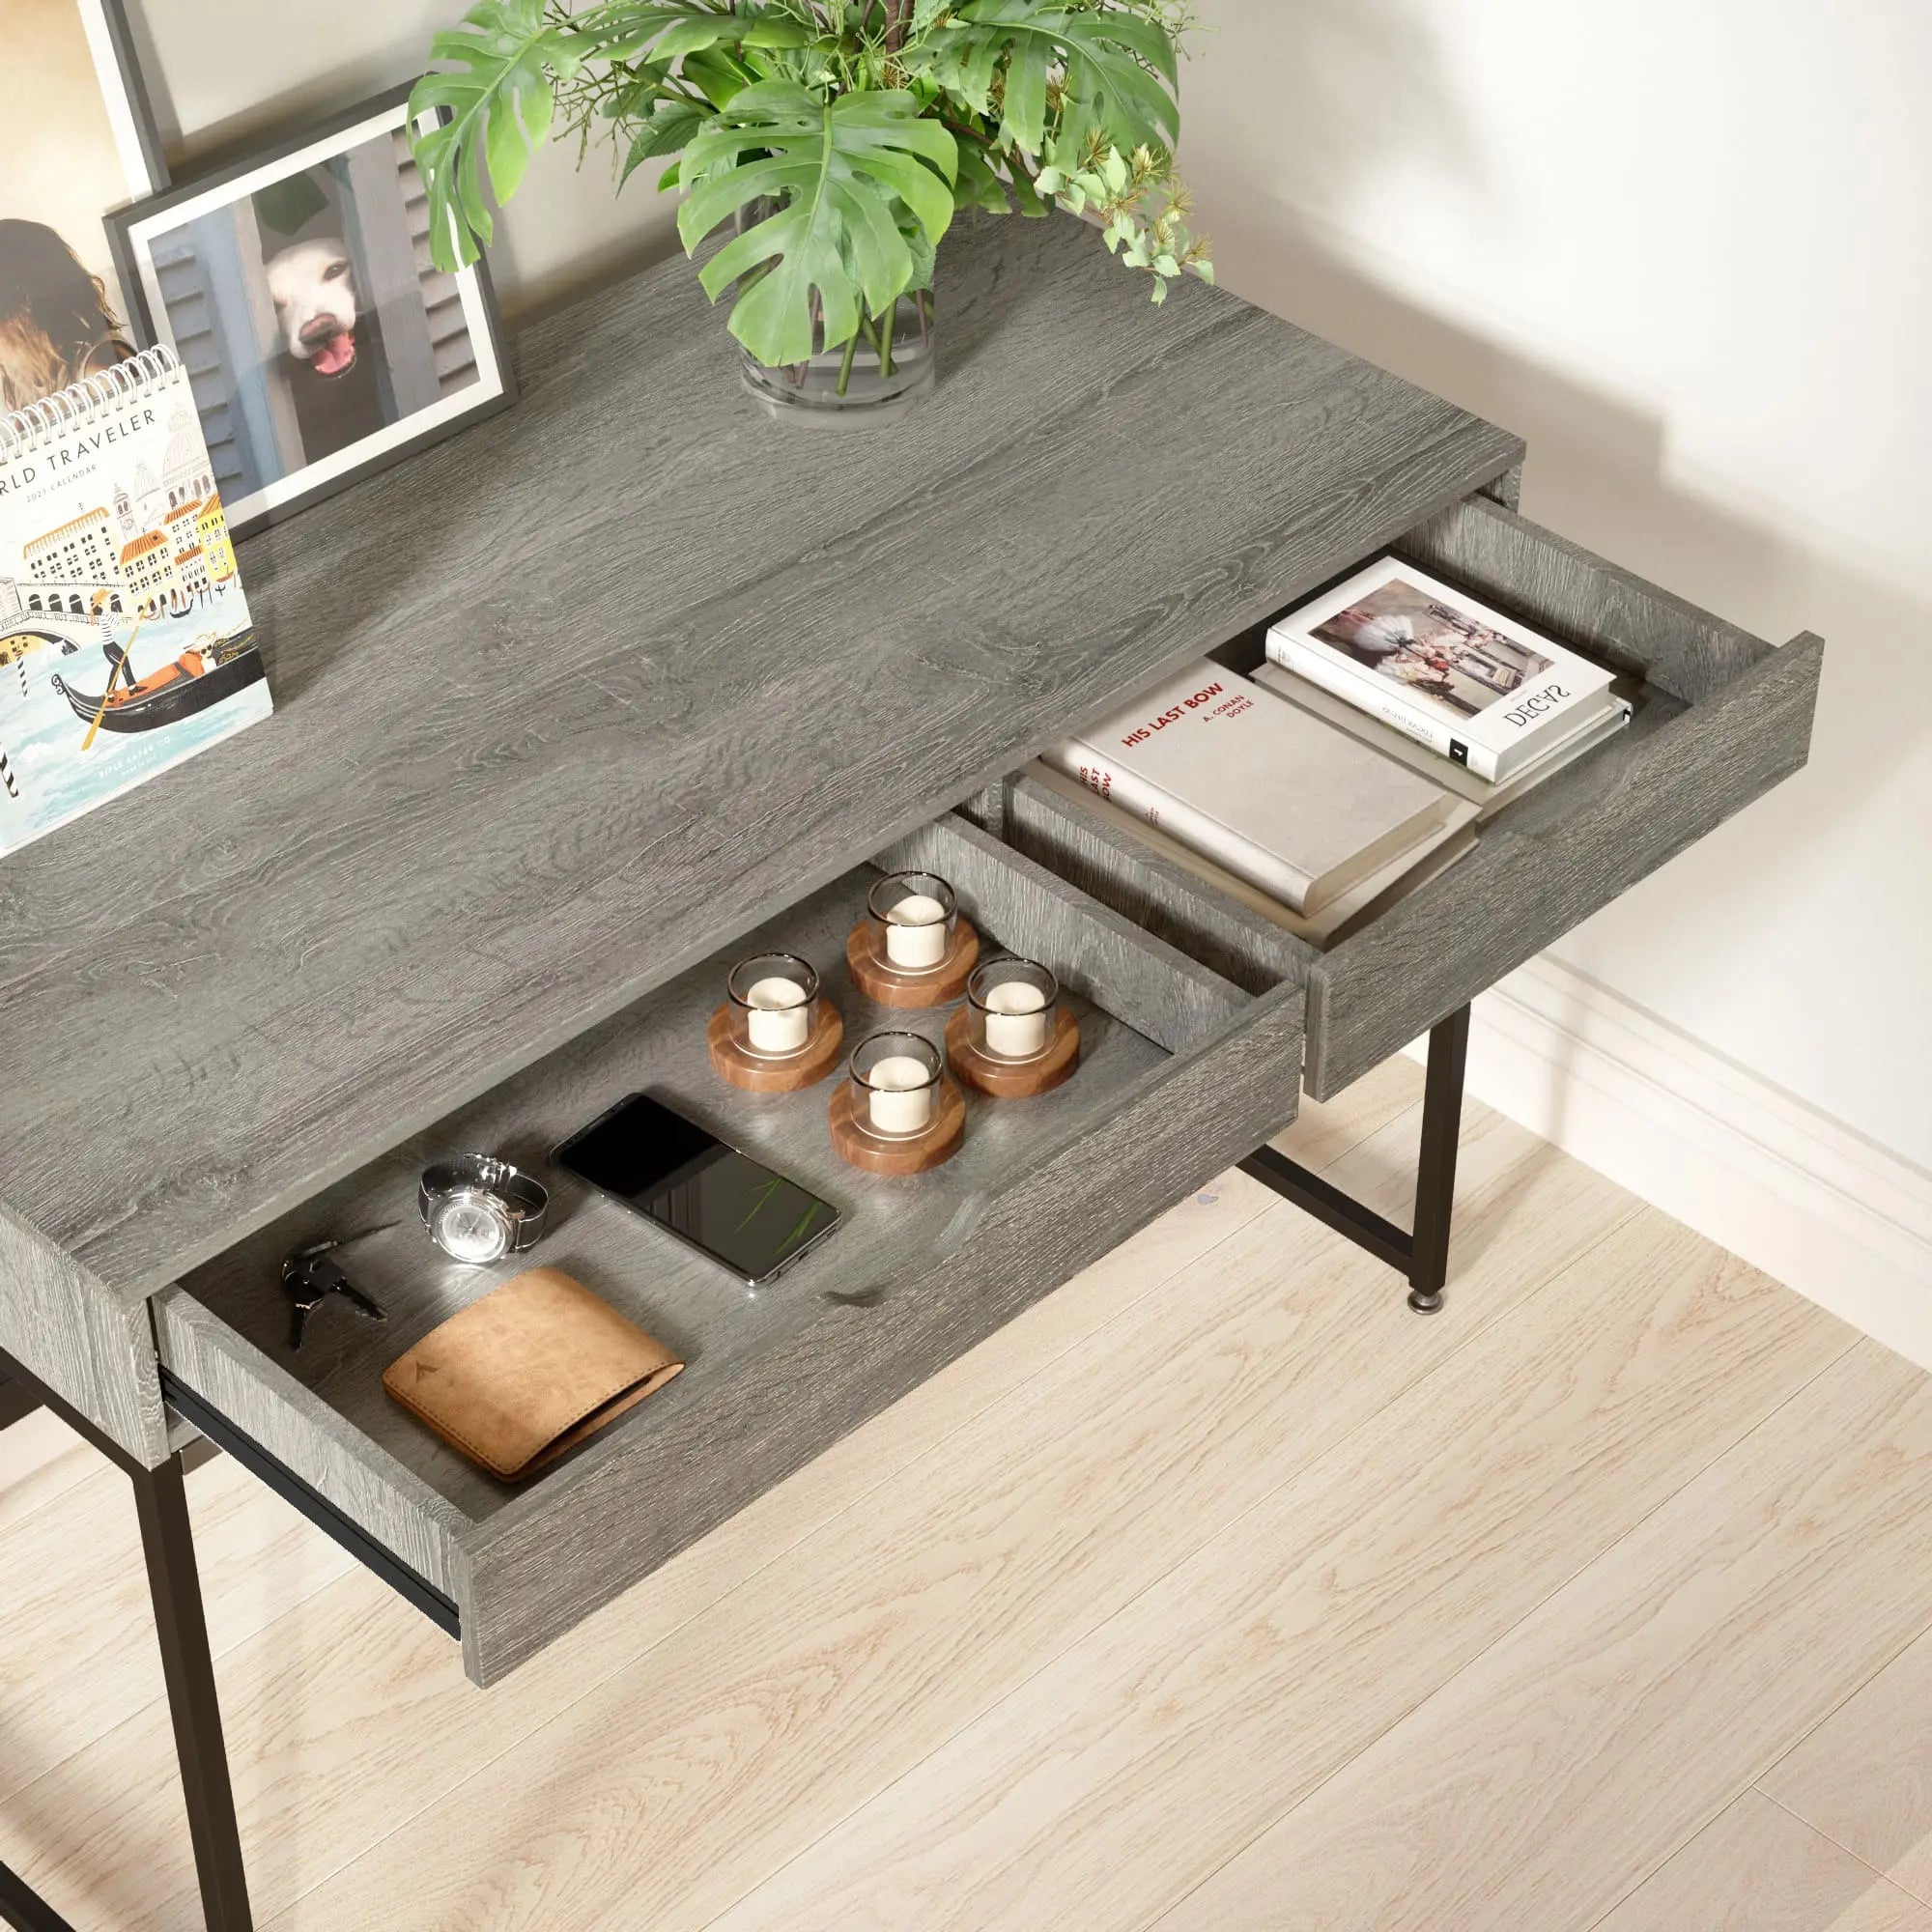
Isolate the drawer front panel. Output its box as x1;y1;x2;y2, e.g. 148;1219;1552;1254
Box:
460;979;1304;1685
1308;501;1823;1095
1306;630;1820;1091
994;496;1824;1106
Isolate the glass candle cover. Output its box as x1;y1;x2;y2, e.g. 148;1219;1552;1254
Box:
728;952;819;1058
969;957;1059;1062
850;1030;943;1139
867;870;956;974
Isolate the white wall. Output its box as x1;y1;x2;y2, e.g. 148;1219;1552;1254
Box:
134;1;1930;1177
1179;0;1932;1171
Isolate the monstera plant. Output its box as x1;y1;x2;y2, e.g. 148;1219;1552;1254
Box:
411;1;1211;413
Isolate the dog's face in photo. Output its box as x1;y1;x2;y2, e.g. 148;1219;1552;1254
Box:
266;238;360;379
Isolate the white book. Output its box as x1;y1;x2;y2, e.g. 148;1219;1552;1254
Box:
1025;762;1476;950
1264;555;1621;783
1251;661;1632;821
1041;660;1474;915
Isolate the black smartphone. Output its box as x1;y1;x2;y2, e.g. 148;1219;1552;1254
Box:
553;1093;841;1289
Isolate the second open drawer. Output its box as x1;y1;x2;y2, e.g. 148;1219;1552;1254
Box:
154;811;1302;1687
1003;492;1824;1099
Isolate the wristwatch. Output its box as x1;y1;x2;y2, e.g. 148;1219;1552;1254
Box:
418;1155;550;1265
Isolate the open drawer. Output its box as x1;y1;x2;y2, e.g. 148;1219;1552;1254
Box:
154;812;1303;1686
1004;493;1825;1099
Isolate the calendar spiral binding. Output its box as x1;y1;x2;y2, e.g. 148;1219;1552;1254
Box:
0;346;180;459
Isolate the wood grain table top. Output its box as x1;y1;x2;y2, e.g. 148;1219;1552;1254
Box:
0;210;1519;1306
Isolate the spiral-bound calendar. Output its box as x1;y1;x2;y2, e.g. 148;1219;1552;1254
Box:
0;347;270;857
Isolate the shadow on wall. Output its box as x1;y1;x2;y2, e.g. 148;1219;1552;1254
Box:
1179;0;1930;780
1194;194;1929;830
1189;0;1494;231
1195;197;1932;1141
1178;0;1931;1156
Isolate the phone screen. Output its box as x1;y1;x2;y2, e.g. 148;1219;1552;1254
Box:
554;1094;838;1284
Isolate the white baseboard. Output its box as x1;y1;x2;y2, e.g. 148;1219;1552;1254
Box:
1411;957;1932;1369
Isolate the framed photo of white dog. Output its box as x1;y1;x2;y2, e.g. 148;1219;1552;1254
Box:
106;86;513;536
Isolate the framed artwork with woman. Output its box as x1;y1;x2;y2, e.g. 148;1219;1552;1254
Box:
0;0;165;411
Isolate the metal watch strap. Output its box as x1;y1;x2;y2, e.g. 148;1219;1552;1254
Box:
419;1155;549;1251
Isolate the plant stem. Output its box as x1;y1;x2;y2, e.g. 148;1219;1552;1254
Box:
878;299;896;378
836;326;863;396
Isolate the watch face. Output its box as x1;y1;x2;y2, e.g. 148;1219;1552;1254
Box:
431;1191;514;1265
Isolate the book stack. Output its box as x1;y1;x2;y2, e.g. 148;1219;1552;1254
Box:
1040;661;1480;948
1041;557;1629;950
1263;555;1630;789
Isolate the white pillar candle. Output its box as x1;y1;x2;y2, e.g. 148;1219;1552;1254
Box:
867;1055;934;1136
884;894;949;971
745;977;810;1055
982;980;1049;1059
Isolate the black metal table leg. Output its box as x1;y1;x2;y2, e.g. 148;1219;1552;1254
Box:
0;1348;254;1932
131;1461;255;1930
1239;1004;1473;1314
1406;1003;1470;1314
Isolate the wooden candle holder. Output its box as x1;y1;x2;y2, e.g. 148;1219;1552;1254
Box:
846;915;980;1009
828;1076;966;1175
945;1004;1080;1099
707;1001;845;1094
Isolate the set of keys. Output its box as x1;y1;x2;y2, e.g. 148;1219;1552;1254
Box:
277;1157;549;1350
280;1228;393;1350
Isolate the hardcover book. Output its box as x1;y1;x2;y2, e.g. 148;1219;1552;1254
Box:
1026;761;1477;950
1264;555;1622;783
0;348;270;857
1042;661;1474;916
1251;660;1631;820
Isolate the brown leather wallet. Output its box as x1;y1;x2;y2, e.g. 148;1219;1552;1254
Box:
383;1265;684;1482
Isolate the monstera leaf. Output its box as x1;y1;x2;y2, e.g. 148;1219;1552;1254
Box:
411;0;813;270
410;0;592;270
923;0;1179;156
678;84;958;366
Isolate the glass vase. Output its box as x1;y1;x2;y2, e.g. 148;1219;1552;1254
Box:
738;286;936;423
731;207;936;422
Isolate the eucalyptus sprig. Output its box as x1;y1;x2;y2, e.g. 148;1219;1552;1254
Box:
410;0;1213;369
1035;135;1209;301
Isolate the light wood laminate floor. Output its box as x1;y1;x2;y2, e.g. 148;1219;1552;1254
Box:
6;1060;1931;1931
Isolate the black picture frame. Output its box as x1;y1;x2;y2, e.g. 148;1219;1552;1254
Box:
85;0;170;199
104;82;516;540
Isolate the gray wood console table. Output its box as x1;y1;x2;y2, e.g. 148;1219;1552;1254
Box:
0;212;1822;1931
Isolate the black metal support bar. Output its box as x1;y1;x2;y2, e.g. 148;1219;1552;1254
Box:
1237;1145;1412;1274
0;1376;42;1435
162;1371;460;1638
1239;1004;1471;1315
0;1345;254;1932
0;1861;81;1932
